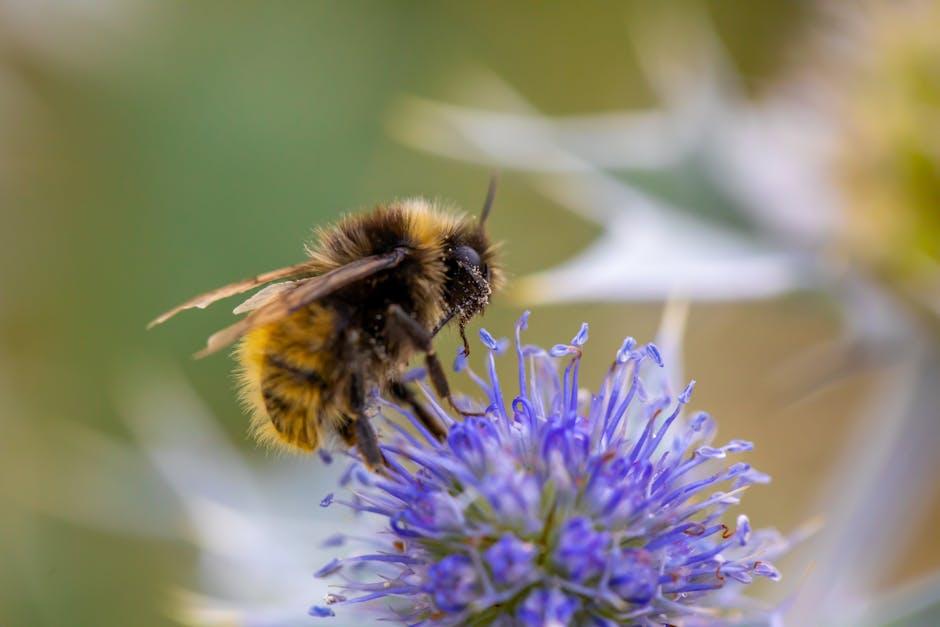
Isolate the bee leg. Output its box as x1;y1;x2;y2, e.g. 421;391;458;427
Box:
424;350;486;418
386;304;485;418
389;380;447;441
347;374;387;472
353;415;386;473
337;416;356;446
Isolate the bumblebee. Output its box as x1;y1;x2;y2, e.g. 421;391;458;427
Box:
149;181;503;469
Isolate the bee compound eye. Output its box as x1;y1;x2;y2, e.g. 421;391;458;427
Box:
453;245;482;269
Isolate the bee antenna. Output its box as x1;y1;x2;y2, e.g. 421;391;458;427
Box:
479;173;498;227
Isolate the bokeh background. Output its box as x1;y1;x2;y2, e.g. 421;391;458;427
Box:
2;2;939;626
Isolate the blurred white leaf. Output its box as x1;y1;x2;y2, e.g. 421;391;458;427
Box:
786;341;940;626
386;3;848;307
390;84;810;304
516;207;804;304
38;366;363;626
115;369;360;626
859;568;940;627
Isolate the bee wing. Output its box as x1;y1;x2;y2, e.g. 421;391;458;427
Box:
195;247;407;358
232;280;302;314
148;260;318;329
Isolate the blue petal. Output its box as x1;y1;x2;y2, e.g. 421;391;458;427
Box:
616;337;637;363
479;328;499;350
314;558;342;578
571;322;589;346
309;605;335;617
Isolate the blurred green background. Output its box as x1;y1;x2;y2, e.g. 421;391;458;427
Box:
2;2;937;626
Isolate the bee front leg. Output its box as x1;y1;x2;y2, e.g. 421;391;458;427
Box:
386;304;484;418
347;373;387;472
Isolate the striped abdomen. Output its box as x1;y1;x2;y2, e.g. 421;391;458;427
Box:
237;304;340;451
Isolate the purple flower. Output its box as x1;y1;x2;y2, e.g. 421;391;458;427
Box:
484;534;537;585
314;313;785;624
553;517;610;582
609;548;658;604
426;555;481;613
516;587;580;626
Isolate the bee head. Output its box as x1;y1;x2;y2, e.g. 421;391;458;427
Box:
438;177;503;355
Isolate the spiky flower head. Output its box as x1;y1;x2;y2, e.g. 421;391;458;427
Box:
313;313;785;625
